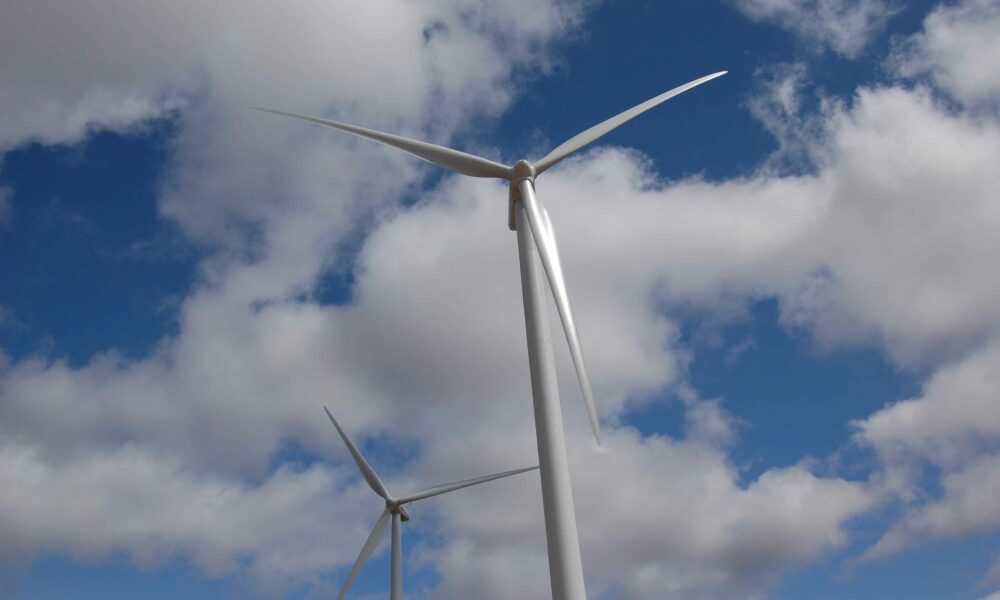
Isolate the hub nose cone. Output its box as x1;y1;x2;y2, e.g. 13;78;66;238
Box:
511;159;536;182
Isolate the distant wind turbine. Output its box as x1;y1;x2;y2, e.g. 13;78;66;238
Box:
323;407;538;600
262;71;726;600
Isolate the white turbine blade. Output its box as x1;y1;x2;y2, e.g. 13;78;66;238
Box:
533;71;727;175
337;508;391;600
396;466;539;504
518;181;602;445
256;108;511;179
324;406;391;500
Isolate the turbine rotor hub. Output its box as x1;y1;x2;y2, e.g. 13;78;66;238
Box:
386;499;411;521
510;159;536;185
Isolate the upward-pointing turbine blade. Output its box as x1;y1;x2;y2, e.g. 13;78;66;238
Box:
324;407;391;500
517;180;602;445
337;508;391;600
256;108;511;179
533;71;727;175
396;465;539;505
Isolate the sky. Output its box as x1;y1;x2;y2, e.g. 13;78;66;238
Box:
1;0;1000;598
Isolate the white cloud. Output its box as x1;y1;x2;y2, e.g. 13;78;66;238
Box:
861;452;1000;561
732;0;896;57
421;425;872;599
803;86;1000;365
830;3;1000;574
854;341;1000;469
852;341;1000;564
0;436;376;593
747;62;824;171
889;0;1000;109
0;0;580;151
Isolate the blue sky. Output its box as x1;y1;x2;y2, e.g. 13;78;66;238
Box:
2;1;1000;598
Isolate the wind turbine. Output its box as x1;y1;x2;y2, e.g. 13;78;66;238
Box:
262;71;726;599
323;407;538;600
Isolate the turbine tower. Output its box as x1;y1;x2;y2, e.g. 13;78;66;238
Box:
263;71;726;599
324;407;538;600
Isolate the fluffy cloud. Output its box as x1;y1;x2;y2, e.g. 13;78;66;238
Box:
852;341;1000;566
855;341;1000;469
889;0;1000;108
860;451;1000;561
833;1;1000;578
731;0;896;57
0;437;371;592
0;0;579;151
427;429;872;600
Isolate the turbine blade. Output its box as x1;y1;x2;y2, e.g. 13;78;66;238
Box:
324;406;391;500
256;108;511;179
517;180;602;445
533;71;727;175
397;466;539;504
337;508;391;600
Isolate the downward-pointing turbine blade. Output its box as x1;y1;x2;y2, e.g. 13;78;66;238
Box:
533;71;727;175
337;508;391;600
517;180;603;445
256;108;511;179
324;407;391;500
397;465;539;504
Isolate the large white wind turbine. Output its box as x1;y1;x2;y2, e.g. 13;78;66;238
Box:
323;407;538;600
262;71;726;599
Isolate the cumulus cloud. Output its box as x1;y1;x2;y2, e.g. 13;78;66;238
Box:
889;0;1000;109
747;62;825;171
0;437;372;592
419;423;872;599
861;452;1000;561
852;341;1000;563
732;0;897;57
855;341;1000;469
831;1;1000;574
0;0;579;151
